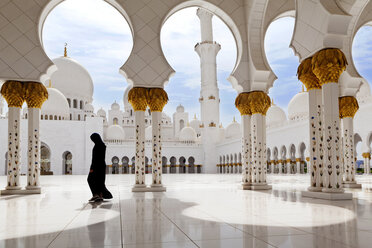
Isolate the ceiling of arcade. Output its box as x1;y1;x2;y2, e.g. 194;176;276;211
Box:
0;0;371;96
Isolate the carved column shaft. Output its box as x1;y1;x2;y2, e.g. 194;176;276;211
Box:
128;87;148;189
298;57;323;191
339;96;358;185
25;82;48;190
148;88;168;189
312;48;347;193
235;93;252;186
1;81;25;190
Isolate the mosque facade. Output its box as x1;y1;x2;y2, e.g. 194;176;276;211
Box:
1;46;372;178
1;0;372;197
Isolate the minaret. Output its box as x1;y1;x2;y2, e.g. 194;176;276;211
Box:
195;8;221;173
195;8;221;128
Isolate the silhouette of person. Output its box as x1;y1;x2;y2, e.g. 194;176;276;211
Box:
87;133;112;202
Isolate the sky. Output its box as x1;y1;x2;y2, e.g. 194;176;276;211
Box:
41;0;372;127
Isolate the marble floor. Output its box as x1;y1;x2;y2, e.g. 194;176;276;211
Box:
1;174;372;248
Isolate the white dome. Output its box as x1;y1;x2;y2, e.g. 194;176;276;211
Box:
84;103;94;113
266;104;287;127
288;91;309;121
106;125;125;140
97;108;106;117
179;126;197;142
41;88;70;120
50;57;93;103
111;102;120;110
176;104;184;113
145;126;152;141
225;120;241;139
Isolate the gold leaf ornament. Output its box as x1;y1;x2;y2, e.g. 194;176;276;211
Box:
128;87;149;111
24;82;48;109
339;96;359;119
312;48;348;85
235;92;251;115
297;57;321;90
0;81;25;108
148;88;168;112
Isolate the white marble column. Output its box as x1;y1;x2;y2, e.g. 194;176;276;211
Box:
339;96;360;188
235;93;252;189
26;108;41;190
270;160;275;174
148;88;167;192
308;89;323;189
321;83;343;193
251;112;271;190
24;82;48;192
286;159;291;174
278;160;283;174
298;58;323;191
367;156;371;175
1;81;24;193
296;158;301;174
150;112;164;188
134;110;145;189
128;87;148;192
6;107;22;190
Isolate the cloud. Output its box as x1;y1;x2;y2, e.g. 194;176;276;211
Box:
41;2;308;127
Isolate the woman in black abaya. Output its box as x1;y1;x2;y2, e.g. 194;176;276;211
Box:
87;133;112;202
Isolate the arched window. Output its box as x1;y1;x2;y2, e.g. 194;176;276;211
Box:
63;151;73;175
78;115;81;121
25;113;27;119
73;99;77;108
67;98;71;107
54;115;57;120
179;119;184;130
49;115;53;120
80;100;83;110
41;115;43;120
70;114;72;120
113;117;118;125
45;115;48;120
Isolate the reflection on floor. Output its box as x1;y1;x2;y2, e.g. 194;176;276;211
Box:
0;174;372;248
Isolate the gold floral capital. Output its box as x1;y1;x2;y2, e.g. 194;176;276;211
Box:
0;81;25;108
297;57;321;90
128;87;148;111
235;92;251;115
25;82;48;109
311;48;348;85
248;91;271;115
296;158;301;162
148;88;168;112
362;153;371;159
339;96;359;119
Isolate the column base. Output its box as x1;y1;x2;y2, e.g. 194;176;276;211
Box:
239;183;251;190
301;190;352;200
149;184;166;192
343;182;362;189
250;184;272;190
308;186;322;192
131;184;147;192
1;188;41;195
5;186;22;190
